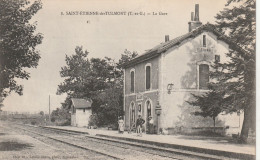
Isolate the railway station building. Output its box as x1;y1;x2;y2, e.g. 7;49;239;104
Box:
122;4;244;135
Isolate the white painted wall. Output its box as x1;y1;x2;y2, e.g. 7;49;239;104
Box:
71;114;76;126
219;112;244;135
75;109;92;127
159;31;240;130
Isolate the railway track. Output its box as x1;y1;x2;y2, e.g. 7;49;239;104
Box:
7;123;239;160
9;125;124;160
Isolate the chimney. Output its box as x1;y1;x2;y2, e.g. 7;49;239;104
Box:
188;4;202;32
194;4;199;21
165;35;169;42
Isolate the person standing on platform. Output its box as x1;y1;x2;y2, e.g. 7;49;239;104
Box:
148;116;154;134
118;116;124;134
136;115;145;136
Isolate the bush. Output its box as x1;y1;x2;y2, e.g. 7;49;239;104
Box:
51;117;56;122
31;120;36;125
107;123;118;130
58;120;71;126
0;115;8;121
88;114;99;127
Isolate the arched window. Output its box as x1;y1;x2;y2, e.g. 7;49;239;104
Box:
146;65;151;90
199;64;209;89
130;70;135;93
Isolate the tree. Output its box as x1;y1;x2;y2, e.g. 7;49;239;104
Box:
188;0;255;143
57;46;115;125
57;48;137;127
39;111;44;116
117;49;138;68
0;0;43;97
51;107;71;125
187;91;224;130
57;46;91;99
215;0;255;143
93;49;138;126
88;50;137;126
95;81;124;126
0;97;3;112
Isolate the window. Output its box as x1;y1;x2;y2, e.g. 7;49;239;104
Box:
146;65;151;90
146;100;152;117
215;55;220;63
130;70;135;93
199;64;209;89
203;35;206;47
138;104;142;112
132;106;135;123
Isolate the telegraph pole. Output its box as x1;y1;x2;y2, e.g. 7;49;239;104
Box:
49;95;50;122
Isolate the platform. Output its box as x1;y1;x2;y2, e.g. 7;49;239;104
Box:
46;125;256;159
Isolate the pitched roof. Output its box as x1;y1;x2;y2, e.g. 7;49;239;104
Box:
122;23;247;68
71;98;92;109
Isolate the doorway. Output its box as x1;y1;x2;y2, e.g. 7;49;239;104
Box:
146;100;152;132
129;102;135;128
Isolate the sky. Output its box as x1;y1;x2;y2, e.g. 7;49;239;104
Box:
3;0;230;114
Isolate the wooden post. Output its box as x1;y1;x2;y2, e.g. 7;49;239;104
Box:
157;114;160;134
155;101;162;134
49;95;50;122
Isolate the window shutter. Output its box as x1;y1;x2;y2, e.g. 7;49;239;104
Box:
147;101;151;117
138;104;141;112
146;66;151;90
131;71;134;92
132;103;135;122
215;55;220;62
203;35;206;47
199;64;209;89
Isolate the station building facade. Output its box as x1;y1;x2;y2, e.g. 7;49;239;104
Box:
122;5;244;134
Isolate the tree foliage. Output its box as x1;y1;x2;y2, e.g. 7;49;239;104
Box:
117;49;138;68
0;0;43;97
57;47;137;127
51;107;71;125
187;91;224;128
0;97;3;111
189;0;255;143
39;111;44;116
57;46;91;98
215;0;255;143
94;84;124;126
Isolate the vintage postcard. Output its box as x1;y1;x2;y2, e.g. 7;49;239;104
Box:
0;0;256;159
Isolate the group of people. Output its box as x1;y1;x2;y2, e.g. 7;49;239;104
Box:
118;115;154;136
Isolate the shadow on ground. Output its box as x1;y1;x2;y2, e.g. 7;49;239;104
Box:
0;141;33;151
177;135;255;145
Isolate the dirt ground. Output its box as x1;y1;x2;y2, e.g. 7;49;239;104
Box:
0;122;104;160
0;131;79;160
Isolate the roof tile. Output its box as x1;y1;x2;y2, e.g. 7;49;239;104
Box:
71;98;92;109
122;23;247;68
